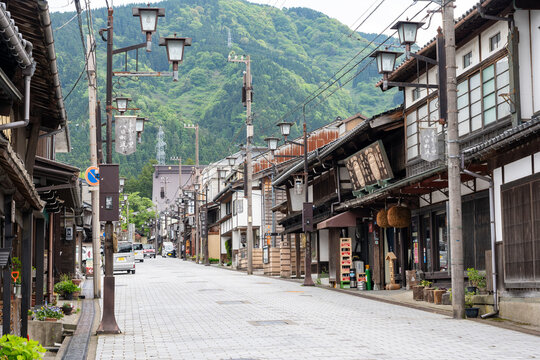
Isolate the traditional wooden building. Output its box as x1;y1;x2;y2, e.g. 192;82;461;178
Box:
0;0;76;337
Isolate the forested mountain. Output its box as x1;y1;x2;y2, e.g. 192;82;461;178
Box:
52;0;400;178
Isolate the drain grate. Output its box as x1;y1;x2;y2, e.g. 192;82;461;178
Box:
216;300;249;305
249;320;295;326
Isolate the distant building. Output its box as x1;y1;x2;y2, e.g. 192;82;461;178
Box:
152;164;198;213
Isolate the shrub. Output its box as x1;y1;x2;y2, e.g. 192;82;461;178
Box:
466;268;486;289
0;334;45;359
419;280;432;287
34;304;64;321
53;280;80;295
61;303;73;311
209;258;219;264
465;290;476;308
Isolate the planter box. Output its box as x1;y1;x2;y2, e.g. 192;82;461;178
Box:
433;290;446;304
465;307;479;318
426;289;435;303
442;292;452;305
28;320;63;347
412;285;425;301
423;287;434;302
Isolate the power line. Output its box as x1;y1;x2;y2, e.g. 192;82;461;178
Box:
348;0;387;37
54;11;82;32
274;1;418;125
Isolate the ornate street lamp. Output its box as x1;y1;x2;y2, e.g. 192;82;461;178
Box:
119;177;126;192
226;156;236;167
392;21;424;46
277;122;293;139
136;117;148;143
114;96;131;114
264;137;280;152
370;50;402;74
159;34;192;81
132;6;165;52
217;168;228;179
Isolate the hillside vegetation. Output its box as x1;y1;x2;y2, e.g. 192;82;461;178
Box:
52;0;400;178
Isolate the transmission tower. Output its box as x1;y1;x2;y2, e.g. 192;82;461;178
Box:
156;126;166;165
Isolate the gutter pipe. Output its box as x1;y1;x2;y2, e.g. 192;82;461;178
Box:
0;64;35;131
461;162;498;318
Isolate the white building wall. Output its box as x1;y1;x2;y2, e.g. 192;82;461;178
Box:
493;152;539;243
319;229;329;262
515;10;540;118
456;36;480;76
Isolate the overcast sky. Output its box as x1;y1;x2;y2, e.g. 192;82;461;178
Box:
49;0;479;46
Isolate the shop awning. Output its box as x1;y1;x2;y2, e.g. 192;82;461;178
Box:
317;211;357;230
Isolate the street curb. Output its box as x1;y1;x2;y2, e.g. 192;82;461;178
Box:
209;262;540;337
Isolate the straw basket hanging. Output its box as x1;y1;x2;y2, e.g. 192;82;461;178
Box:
376;209;390;228
387;205;411;228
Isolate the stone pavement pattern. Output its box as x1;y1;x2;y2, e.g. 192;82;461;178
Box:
95;259;540;360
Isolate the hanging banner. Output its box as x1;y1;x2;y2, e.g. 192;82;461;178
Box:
115;115;137;155
420;127;439;162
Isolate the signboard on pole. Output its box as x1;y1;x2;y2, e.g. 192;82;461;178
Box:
115;115;137;155
345;140;394;191
420;127;439;162
85;166;100;186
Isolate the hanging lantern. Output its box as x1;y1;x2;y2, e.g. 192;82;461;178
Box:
387;205;411;228
376;209;390;228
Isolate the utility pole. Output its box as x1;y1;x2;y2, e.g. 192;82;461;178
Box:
228;54;253;275
184;124;200;263
87;34;101;298
443;0;464;319
204;184;209;266
171;156;182;257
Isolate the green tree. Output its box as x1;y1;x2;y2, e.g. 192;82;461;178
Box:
120;192;156;236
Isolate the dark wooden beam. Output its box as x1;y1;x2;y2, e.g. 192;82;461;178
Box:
35;218;45;307
24;118;41;177
2;194;13;335
21;210;33;338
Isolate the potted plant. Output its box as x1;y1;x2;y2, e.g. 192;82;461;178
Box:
0;334;46;359
61;303;74;316
420;280;433;301
465;290;479;318
54;280;81;300
466;268;486;294
34;304;64;322
413;280;428;301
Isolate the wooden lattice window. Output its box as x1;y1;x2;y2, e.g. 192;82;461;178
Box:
502;173;540;287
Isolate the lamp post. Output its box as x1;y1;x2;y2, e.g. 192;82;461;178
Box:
97;4;190;334
276;118;314;286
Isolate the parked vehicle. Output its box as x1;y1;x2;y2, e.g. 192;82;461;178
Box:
143;244;156;258
162;242;174;258
114;241;136;274
132;243;144;262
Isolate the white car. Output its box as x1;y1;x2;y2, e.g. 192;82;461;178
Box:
132;243;144;262
114;242;136;274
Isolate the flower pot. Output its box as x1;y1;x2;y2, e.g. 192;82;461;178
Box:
62;308;73;316
466;286;477;294
73;291;80;299
44;318;57;322
64;293;73;300
14;284;22;298
433;290;446;304
412;285;425;301
72;279;82;286
465;307;479;318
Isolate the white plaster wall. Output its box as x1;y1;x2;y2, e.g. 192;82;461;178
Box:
480;21;508;61
456;37;480;76
319;229;329;262
531;11;540;115
221;236;230;254
516;10;534;119
493;167;503;243
504;157;533;183
535;152;540;173
232;230;240;250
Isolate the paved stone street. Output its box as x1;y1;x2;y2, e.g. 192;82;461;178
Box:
95;258;539;360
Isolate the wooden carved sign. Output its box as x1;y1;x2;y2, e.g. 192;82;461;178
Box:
345;140;394;191
385;252;400;290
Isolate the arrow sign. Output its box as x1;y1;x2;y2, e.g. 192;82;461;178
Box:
85;166;100;186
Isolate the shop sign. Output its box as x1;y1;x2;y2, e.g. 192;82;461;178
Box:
263;245;269;264
414;242;419;264
420;127;438;162
115;115;137;155
345;140;393;191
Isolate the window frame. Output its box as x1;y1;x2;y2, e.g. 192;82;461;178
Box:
463;51;472;68
489;32;501;52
